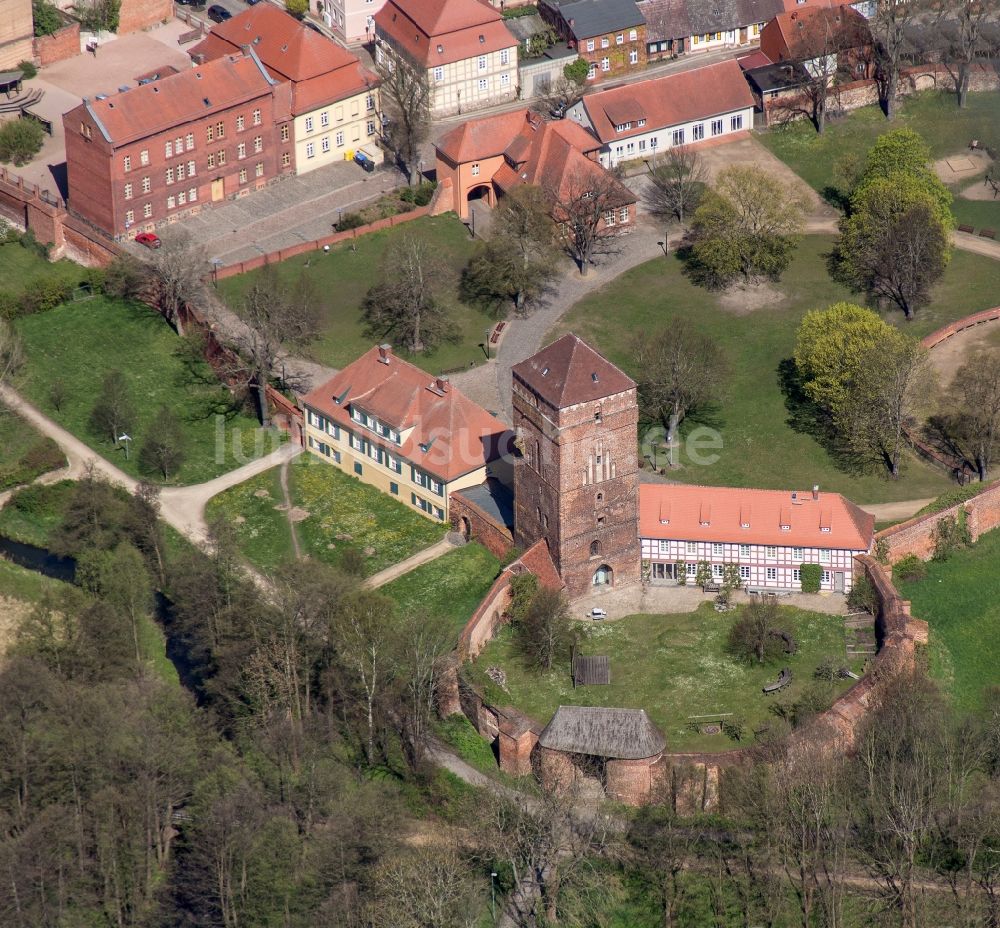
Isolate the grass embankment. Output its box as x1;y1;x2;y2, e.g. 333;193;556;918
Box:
15;299;279;486
218;215;489;375
553;235;1000;504
467;603;856;753
896;526;1000;712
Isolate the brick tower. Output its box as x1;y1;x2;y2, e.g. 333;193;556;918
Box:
512;333;640;598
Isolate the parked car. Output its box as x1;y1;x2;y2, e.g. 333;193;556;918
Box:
590;608;607;620
303;20;325;34
174;0;202;5
354;151;375;173
207;4;232;21
135;232;161;249
549;101;567;119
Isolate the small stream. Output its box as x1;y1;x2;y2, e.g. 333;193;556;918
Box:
0;535;201;698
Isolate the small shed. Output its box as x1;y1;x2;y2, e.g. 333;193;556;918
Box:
538;706;665;759
572;654;610;686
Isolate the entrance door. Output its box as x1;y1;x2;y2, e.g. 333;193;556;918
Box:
834;572;845;593
593;564;613;586
740;27;748;43
211;177;224;202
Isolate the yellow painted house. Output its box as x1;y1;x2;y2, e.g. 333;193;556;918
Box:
301;345;513;522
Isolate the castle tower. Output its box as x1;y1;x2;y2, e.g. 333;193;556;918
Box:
512;333;640;598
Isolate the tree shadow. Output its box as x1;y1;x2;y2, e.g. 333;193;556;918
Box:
820;185;850;213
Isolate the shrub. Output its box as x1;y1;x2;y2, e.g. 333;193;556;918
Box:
916;484;984;516
799;562;822;594
339;548;367;577
894;554;927;582
563;57;590;85
285;0;308;17
18;229;49;259
19;439;65;477
0;291;18;319
10;483;48;514
847;574;879;615
412;180;437;207
695;561;712;588
874;536;890;565
932;511;971;562
18;277;71;315
722;715;746;742
0;118;45;167
17;60;37;79
336;211;366;232
674;560;686;585
32;0;62;36
507;571;539;623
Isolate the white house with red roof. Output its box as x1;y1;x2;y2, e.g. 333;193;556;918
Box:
192;6;382;173
638;484;874;592
374;0;518;116
301;344;513;523
567;59;756;167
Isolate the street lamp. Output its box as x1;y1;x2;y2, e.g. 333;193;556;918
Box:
490;871;498;923
118;433;132;460
484;326;491;360
210;257;223;288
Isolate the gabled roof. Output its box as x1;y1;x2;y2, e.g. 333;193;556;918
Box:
538;706;666;759
639;0;690;42
581;59;755;143
191;6;376;113
71;53;275;146
513;333;635;407
436;108;531;163
638;484;875;551
302;345;511;483
763;4;869;60
545;0;645;38
639;0;783;41
375;0;517;68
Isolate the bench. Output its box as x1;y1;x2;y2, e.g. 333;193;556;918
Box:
763;668;792;695
980;228;996;240
958;224;975;234
20;108;51;136
702;582;721;594
490;321;506;344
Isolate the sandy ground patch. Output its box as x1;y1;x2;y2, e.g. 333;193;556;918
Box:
927;317;1000;389
960;176;1000;202
717;281;785;314
934;150;993;185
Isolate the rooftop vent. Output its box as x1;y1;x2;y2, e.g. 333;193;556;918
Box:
591;372;599;382
437;43;443;52
377;344;392;364
541;366;550;376
812;485;819;501
281;43;288;51
433;376;450;394
203;97;211;106
479;34;485;43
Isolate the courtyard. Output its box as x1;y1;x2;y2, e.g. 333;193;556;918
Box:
552;234;1000;504
466;603;862;754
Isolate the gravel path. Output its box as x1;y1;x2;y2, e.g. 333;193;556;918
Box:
364;536;458;589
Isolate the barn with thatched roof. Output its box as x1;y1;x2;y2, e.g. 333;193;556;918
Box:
537;706;666;804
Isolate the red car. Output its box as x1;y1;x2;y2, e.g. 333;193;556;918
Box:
135;232;161;249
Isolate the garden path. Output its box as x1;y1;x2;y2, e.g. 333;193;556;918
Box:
278;457;303;561
364;535;459;589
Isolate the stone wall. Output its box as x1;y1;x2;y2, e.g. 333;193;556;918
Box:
33;19;80;66
875;479;1000;563
448;491;513;560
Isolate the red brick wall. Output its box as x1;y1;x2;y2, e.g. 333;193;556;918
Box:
116;0;173;34
449;492;514;560
605;756;659;805
33;20;80;66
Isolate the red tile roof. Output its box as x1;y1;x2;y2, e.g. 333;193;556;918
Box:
79;53;275;146
191;6;376;113
763;4;869;60
580;59;756;144
375;0;516;67
513;538;564;591
513;333;635;407
302;345;512;482
436;108;534;163
638;484;874;551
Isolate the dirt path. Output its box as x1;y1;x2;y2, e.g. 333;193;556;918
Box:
278;458;303;561
364;536;458;589
859;498;935;523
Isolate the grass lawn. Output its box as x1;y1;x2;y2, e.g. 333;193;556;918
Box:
204;465;293;573
217;215;491;376
896;526;1000;713
380;542;501;640
0;240;90;296
15;299;280;485
466;603;857;753
0;406;65;491
758;91;1000;230
0;480;76;547
552;235;1000;504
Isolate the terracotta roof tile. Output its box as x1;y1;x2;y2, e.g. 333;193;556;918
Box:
764;4;869;60
581;58;755;144
375;0;517;67
513;333;636;407
80;53;275;145
302;345;512;482
638;484;874;551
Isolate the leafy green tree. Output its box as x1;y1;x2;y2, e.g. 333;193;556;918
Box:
285;0;308;16
515;585;573;670
460;185;559;315
0;118;44;167
77;0;120;32
687;166;806;288
858;129;941;192
799;563;822;593
563;57;590;84
139;404;186;479
32;0;62;36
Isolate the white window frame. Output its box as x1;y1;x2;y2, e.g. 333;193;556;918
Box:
766;567;777;581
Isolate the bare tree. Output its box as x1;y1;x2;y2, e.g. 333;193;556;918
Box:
869;0;919;119
547;170;631;275
531;75;586;118
515;585;573;671
362;232;451;353
929;0;1000;109
632;321;725;448
946;349;1000;481
144;228;208;337
645;145;707;226
374;56;431;184
231;265;322;426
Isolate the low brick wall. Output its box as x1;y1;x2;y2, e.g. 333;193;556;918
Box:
449;491;514;560
33;20;80;66
875;478;1000;563
117;0;173;34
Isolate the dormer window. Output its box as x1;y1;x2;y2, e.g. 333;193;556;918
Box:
637;118;646;127
615;122;631;132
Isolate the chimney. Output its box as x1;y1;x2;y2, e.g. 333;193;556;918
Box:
435;376;450;393
812;484;819;501
377;344;391;364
